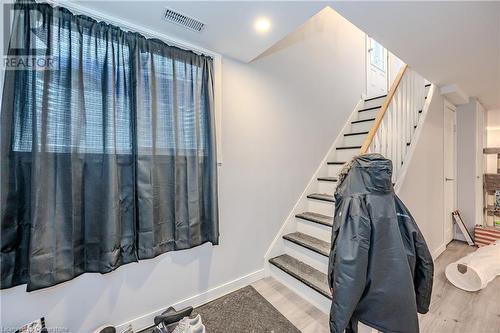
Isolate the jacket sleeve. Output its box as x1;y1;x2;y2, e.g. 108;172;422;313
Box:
327;202;340;290
329;198;371;332
395;197;434;314
413;226;434;313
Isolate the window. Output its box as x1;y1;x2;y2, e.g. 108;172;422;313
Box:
1;2;218;291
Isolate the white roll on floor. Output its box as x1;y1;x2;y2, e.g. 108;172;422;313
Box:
445;240;500;292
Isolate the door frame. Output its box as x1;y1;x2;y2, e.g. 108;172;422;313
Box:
443;99;457;244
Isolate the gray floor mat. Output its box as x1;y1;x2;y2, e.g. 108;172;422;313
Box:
140;285;300;333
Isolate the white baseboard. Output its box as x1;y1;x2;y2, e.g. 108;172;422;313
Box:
115;268;265;332
432;243;447;260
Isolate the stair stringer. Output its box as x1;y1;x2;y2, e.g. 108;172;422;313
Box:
394;85;435;194
263;98;364;275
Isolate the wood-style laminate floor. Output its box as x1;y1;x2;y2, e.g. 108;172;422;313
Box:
419;241;500;333
252;241;500;333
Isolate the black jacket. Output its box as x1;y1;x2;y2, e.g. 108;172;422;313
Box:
327;154;434;333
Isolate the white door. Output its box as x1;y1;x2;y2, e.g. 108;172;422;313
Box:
475;105;485;226
366;37;388;98
444;100;457;243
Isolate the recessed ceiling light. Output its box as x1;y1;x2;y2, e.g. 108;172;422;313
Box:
254;17;271;33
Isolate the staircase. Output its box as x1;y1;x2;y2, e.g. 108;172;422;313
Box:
265;65;432;313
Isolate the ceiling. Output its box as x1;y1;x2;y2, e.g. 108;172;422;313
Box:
329;1;500;110
67;1;500;109
70;1;326;62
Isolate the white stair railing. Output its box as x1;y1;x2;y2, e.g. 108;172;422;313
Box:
360;65;428;182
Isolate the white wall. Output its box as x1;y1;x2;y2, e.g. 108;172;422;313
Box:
0;7;366;332
486;109;500;144
398;88;446;257
388;52;405;86
487;109;500;128
486;109;500;173
456;99;485;232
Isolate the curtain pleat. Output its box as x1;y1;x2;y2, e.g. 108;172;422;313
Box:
0;2;218;291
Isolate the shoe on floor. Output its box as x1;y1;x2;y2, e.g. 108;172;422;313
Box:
152;322;169;333
187;323;205;333
154;306;194;326
171;315;202;333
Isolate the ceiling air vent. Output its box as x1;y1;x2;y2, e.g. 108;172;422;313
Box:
163;8;205;32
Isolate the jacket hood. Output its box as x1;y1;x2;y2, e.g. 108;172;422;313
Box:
335;153;393;198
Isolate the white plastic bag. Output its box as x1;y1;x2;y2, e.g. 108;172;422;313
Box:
445;240;500;291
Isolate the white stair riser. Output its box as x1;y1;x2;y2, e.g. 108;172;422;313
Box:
308;198;335;216
318;180;336;194
283;240;328;273
357;108;379;121
335;148;359;162
327;164;344;176
296;218;332;242
351;120;374;132
343;134;366;147
269;265;331;314
362;98;384;109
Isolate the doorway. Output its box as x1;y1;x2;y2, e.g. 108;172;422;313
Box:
366;37;388;98
444;100;457;244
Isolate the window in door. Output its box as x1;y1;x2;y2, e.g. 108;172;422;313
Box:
370;39;386;71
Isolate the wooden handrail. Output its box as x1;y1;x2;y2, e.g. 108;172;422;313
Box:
359;64;409;154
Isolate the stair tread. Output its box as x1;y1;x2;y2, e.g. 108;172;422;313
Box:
307;193;335;202
359;106;381;112
336;145;361;150
296;211;333;227
269;254;331;299
327;161;347;165
344;131;369;137
283;232;331;257
352;118;375;124
317;176;338;182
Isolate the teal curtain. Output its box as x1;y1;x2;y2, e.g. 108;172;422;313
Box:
0;2;218;291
